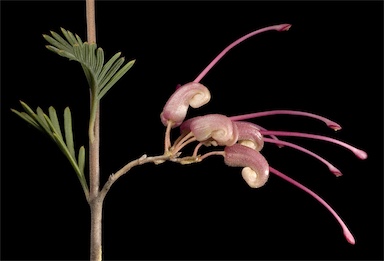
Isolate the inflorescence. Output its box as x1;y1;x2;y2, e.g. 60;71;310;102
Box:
159;24;367;245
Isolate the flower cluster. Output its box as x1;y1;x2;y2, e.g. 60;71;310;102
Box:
159;24;367;244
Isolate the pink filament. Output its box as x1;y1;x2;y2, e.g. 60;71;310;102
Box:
260;130;367;160
194;24;291;83
264;138;342;177
229;110;341;131
269;166;356;245
244;122;283;147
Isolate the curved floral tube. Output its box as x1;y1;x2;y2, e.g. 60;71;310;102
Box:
187;114;239;146
224;144;269;188
233;121;264;151
160;82;211;128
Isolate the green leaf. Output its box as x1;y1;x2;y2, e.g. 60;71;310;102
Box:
43;114;58;137
20;101;37;117
88;43;97;72
51;133;84;183
43;34;71;53
52;131;89;195
67;30;79;46
45;44;60;53
19;101;50;134
50;31;73;51
73;44;83;63
95;48;104;76
11;109;42;130
97;52;121;87
64;107;76;159
15;101;90;199
75;33;83;45
36;107;48;127
35;107;54;136
81;64;93;89
60;28;78;46
78;146;85;177
45;45;76;60
99;59;136;99
48;106;63;140
45;29;135;103
99;57;125;90
85;43;91;71
54;131;89;198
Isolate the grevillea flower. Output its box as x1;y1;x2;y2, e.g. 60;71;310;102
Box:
159;24;367;245
160;82;211;128
233;121;264;151
180;114;239;147
224;144;269;188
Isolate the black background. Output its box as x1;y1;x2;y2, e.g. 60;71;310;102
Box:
1;1;383;260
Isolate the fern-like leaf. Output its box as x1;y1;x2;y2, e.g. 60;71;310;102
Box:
43;28;135;99
11;101;89;199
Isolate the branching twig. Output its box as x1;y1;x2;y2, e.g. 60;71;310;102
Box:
99;154;171;200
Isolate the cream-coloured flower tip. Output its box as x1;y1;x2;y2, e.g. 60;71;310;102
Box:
241;167;261;188
160;82;211;127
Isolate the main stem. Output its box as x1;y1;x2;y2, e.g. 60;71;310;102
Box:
89;105;102;261
86;0;103;260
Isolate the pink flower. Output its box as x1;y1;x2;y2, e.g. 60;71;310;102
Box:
159;24;367;245
160;82;211;128
181;114;239;146
224;144;269;188
233;121;264;151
